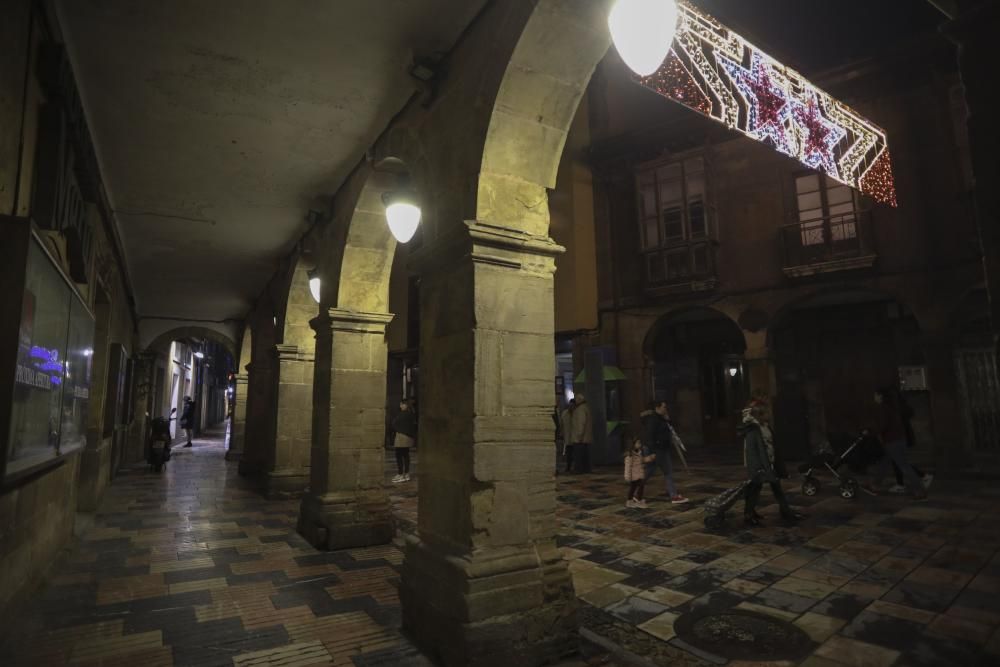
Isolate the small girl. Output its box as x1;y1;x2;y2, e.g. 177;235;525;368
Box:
624;438;655;508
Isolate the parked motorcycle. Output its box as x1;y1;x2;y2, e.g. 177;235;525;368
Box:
148;407;176;473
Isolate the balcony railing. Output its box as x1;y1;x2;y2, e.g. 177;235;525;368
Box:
780;211;875;273
643;238;717;288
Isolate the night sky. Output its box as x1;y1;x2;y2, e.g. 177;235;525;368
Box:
690;0;947;73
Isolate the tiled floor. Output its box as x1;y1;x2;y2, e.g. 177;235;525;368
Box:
3;431;1000;666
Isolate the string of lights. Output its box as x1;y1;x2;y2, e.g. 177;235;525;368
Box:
634;1;897;206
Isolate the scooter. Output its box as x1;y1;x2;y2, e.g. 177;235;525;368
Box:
148;407;176;473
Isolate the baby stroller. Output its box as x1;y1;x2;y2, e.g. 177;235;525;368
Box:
797;432;878;500
703;480;752;529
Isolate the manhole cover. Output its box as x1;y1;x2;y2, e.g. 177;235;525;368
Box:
673;610;813;661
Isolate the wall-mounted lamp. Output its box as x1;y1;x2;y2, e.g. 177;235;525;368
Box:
82;349;93;357
382;190;421;243
728;367;738;377
194;351;205;359
608;0;679;76
307;268;321;303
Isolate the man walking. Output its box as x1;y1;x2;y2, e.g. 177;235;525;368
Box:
570;395;593;473
640;400;689;504
180;396;196;448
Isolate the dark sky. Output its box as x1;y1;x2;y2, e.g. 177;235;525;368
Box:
690;0;947;73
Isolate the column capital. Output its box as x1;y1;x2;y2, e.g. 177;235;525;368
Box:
310;308;394;336
409;220;565;276
274;343;314;363
234;372;249;384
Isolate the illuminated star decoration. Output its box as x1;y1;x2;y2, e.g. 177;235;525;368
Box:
716;52;795;158
792;94;846;178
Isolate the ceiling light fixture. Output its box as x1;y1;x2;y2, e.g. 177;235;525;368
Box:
307;268;321;303
382;190;421;243
194;351;205;359
608;0;679;76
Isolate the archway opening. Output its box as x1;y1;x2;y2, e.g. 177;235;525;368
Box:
646;308;747;448
145;328;235;451
769;289;923;461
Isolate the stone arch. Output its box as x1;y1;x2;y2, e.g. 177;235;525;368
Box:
474;0;613;236
641;305;745;362
145;325;237;359
237;325;252;372
765;285;920;349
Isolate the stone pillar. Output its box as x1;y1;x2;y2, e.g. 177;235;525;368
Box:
126;352;157;464
226;372;249;461
922;329;965;470
743;329;778;397
262;344;314;498
238;359;274;479
298;309;394;550
400;223;575;667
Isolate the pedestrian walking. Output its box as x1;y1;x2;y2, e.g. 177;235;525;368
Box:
570;395;593;473
640;400;689;504
624;437;655;508
560;399;576;474
865;386;927;500
888;392;933;493
180;396;196;447
391;399;416;483
741;400;804;525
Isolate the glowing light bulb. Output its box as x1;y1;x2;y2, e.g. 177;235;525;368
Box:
385;201;421;243
608;0;679;77
729;367;738;377
308;276;321;303
194;351;205;359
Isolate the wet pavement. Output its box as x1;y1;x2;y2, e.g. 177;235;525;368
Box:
3;431;1000;666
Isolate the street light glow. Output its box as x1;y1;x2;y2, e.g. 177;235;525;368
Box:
608;0;679;77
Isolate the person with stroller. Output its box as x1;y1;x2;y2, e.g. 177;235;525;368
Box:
624;437;656;508
864;386;928;500
640;400;689;504
740;399;805;525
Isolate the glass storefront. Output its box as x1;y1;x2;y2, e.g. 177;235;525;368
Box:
6;236;93;478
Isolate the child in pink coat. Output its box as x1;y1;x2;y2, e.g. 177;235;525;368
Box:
624;438;655;508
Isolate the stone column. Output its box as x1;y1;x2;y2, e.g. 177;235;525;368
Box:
125;352;157;464
298;309;394;550
262;344;314;498
399;222;575;666
225;372;249;461
237;361;268;478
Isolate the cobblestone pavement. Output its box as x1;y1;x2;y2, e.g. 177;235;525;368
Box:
392;454;1000;667
4;431;1000;666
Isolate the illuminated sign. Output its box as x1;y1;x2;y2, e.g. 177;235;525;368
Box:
635;1;896;206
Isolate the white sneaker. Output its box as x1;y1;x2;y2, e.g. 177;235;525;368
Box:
404;473;411;482
921;473;934;489
392;474;404;483
626;499;636;508
634;499;649;509
888;484;906;494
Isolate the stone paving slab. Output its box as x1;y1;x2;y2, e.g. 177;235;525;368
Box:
3;432;1000;667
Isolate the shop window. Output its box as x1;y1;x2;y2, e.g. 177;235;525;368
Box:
5;234;93;479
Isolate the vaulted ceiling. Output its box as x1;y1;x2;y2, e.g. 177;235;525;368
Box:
55;0;485;321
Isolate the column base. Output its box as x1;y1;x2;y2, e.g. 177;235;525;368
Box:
224;449;243;462
297;491;394;550
263;469;310;499
399;536;579;667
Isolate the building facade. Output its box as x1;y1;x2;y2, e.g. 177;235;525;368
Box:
572;35;991;468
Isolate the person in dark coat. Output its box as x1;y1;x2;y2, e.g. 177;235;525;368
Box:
866;386;927;499
391;399;417;482
640;400;688;504
180;396;196;447
740;400;804;525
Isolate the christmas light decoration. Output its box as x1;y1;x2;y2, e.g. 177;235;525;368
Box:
634;1;897;206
